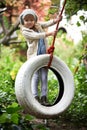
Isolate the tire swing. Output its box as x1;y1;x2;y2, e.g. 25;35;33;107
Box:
15;0;74;119
15;54;74;119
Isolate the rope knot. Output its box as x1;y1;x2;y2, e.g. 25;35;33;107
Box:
47;45;55;54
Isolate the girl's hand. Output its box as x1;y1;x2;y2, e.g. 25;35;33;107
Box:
53;15;62;24
47;45;55;54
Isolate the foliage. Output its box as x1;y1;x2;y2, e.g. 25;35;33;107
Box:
65;0;87;17
0;46;34;129
48;70;58;104
59;33;87;124
67;65;87;123
0;0;87;21
51;0;60;7
51;0;87;17
0;102;21;124
0;0;52;22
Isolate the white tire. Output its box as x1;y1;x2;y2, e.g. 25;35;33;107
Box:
15;54;74;119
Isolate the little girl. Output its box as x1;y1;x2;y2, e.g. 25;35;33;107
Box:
19;9;62;106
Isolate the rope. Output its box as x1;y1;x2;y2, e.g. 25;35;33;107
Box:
47;0;67;68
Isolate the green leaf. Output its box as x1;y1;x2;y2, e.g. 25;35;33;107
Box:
11;113;19;124
76;21;81;26
6;102;21;114
0;113;8;123
79;15;85;21
25;114;34;121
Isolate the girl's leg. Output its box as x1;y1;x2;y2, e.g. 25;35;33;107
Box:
31;71;39;97
40;67;49;106
40;67;48;97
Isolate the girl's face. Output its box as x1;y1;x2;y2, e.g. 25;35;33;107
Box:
23;14;35;29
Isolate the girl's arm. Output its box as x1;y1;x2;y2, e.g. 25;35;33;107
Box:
21;27;46;40
39;15;62;28
21;26;57;40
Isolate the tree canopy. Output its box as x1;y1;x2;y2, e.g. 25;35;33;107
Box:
65;0;87;17
0;0;87;18
51;0;87;17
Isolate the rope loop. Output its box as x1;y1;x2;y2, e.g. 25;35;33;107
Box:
47;45;55;68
